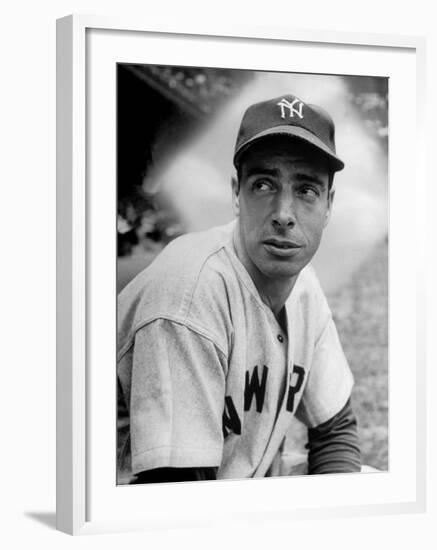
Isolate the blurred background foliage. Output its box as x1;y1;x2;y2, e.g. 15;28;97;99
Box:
117;65;250;257
117;64;388;472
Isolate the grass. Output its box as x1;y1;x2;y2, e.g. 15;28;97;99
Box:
327;238;389;470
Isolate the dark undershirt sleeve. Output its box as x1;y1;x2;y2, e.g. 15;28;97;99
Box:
130;467;218;484
306;398;361;475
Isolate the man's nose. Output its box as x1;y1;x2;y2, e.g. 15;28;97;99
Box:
271;190;296;229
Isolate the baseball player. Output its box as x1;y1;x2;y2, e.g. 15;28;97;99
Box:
117;93;361;483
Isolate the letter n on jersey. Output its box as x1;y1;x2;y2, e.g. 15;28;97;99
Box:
222;396;242;438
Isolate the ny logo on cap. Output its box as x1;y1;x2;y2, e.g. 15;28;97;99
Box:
277;97;304;119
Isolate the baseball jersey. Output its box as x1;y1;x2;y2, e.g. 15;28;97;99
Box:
117;221;353;480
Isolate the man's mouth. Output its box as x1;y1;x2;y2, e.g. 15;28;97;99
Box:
262;238;302;257
263;238;301;249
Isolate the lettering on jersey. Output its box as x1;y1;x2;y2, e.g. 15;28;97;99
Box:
244;365;269;413
222;396;241;438
286;364;305;413
222;365;270;437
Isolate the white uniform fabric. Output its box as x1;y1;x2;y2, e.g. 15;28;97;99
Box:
117;221;353;480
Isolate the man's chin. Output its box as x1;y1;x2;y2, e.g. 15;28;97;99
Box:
261;261;303;281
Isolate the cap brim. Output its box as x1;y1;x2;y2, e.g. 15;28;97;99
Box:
234;125;345;172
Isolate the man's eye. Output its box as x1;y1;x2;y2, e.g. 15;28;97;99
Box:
252;180;273;192
298;185;320;199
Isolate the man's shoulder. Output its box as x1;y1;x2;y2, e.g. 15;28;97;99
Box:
118;222;236;350
289;264;331;318
295;264;323;293
286;265;334;362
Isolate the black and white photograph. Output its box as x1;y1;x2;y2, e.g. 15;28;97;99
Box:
1;0;433;542
116;64;388;485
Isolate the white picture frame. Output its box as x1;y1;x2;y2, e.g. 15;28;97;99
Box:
56;14;426;535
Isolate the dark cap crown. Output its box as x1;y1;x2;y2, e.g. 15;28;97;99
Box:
234;94;344;172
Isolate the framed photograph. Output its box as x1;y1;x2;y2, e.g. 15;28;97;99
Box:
56;15;426;535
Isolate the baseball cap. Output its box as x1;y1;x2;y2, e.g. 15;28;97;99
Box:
233;93;344;172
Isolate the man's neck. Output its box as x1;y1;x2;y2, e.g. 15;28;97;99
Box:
232;225;297;320
252;275;295;320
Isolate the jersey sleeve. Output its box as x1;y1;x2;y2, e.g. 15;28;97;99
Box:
296;316;354;428
125;319;227;475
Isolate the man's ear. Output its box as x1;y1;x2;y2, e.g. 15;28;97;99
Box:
231;176;240;216
324;187;335;227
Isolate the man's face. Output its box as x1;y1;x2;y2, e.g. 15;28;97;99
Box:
233;137;334;284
